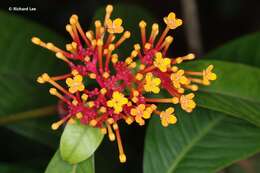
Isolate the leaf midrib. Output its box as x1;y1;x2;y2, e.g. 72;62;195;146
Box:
63;125;89;162
166;116;222;173
199;89;260;105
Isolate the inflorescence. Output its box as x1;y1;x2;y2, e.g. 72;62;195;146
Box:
32;5;216;163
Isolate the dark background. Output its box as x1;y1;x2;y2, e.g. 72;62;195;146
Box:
0;0;259;172
1;0;260;53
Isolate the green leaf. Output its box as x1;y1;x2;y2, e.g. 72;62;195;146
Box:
144;108;260;173
60;121;104;164
45;150;95;173
0;163;38;173
205;32;260;67
92;3;154;56
0;11;66;143
181;60;260;127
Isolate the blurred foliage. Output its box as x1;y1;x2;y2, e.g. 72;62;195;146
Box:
0;1;259;173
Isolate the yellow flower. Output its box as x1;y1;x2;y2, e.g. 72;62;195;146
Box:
130;104;154;125
107;18;124;34
66;75;85;93
107;91;128;113
170;70;190;88
153;52;171;72
203;65;217;85
180;93;196;112
163;12;183;29
144;72;161;94
160;107;177;127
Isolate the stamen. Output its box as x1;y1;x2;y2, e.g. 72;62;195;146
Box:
102;72;110;79
188;78;206;85
100;127;107;134
140;65;156;74
184;84;199;91
55;52;74;66
105;44;115;71
89;73;97;79
104;5;113;26
155;26;170;48
162;36;173;54
81;94;88;101
145;97;179;104
40;73;76;99
69;17;81;45
139;20;147;47
107;118;114;124
51;119;65;130
68;118;76;124
91;40;97;48
90;119;98;126
31;37;45;47
32;37;72;58
51;113;73;130
104;34;114;48
66;24;76;41
122;115;134;125
111;54;118;64
114;127;126;163
185;71;203;76
86;30;94;42
174;53;195;64
95;20;102;39
66;43;74;53
72;15;92;47
144;43;152;51
76;112;83;119
106;122;115;141
49;88;71;105
125;50;138;65
97;39;104;73
115;31;131;48
51;73;72;81
149;23;159;44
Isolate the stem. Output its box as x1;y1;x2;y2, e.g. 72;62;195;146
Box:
0;105;56;125
181;0;203;56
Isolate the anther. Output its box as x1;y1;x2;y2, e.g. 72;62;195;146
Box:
51;119;65;130
76;112;83;119
90;119;97;126
81;94;88;101
31;37;42;45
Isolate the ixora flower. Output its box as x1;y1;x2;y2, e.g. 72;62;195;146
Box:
32;4;217;163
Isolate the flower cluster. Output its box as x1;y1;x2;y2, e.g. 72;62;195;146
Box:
32;5;216;163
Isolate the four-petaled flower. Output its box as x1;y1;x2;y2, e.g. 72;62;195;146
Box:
107;18;124;34
130;104;154;126
144;72;161;94
163;12;183;29
170;69;190;88
107;91;128;113
203;65;217;85
180;93;196;113
66;75;85;93
160;107;177;127
153;52;171;72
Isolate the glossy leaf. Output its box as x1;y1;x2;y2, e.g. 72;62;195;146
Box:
205;32;260;67
0;11;65;144
60;122;104;164
144;108;260;173
45;150;95;173
180;60;260;126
